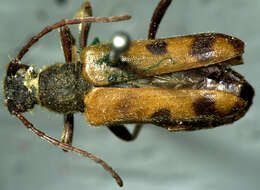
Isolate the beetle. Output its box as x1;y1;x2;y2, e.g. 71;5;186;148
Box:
3;0;254;187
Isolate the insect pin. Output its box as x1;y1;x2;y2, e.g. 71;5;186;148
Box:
4;0;254;187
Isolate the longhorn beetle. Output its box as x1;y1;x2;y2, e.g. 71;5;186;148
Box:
4;0;254;187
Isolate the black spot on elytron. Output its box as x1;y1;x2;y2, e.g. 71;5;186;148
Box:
146;40;168;55
193;94;217;116
151;108;171;124
190;33;216;61
238;81;254;110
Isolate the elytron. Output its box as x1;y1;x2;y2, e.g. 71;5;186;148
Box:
4;0;254;186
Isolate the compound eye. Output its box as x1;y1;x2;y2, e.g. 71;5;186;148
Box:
6;99;21;114
6;61;27;77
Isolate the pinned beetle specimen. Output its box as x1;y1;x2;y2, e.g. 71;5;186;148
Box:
4;0;254;187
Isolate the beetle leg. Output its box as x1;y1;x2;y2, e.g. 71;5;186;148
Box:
61;113;74;151
107;124;142;141
148;0;172;39
59;24;78;149
75;1;92;49
59;24;78;62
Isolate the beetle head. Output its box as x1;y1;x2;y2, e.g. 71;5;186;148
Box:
4;60;38;113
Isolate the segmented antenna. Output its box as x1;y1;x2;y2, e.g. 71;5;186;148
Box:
11;110;123;187
16;15;131;61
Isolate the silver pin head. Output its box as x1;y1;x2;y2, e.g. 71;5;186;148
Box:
109;32;131;64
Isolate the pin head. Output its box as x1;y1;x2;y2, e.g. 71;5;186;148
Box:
111;32;130;52
109;32;131;64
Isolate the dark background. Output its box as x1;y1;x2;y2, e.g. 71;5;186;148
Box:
0;0;259;190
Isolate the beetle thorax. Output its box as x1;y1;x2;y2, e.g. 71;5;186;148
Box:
37;62;91;114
